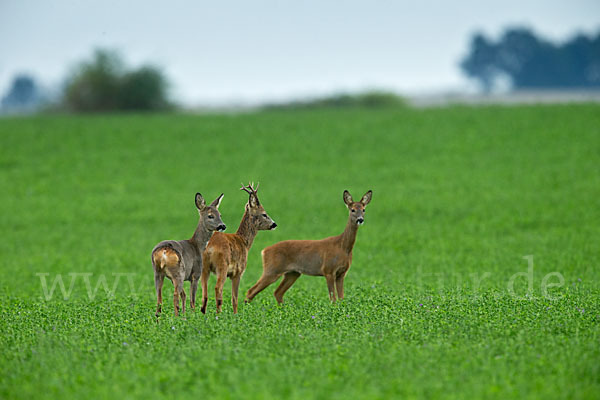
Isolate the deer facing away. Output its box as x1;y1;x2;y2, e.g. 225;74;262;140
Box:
151;193;226;317
245;190;372;304
201;183;277;314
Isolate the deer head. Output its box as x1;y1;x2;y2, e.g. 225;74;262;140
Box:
195;192;226;232
343;190;372;225
241;182;277;230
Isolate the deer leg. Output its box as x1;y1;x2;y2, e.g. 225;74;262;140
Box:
335;273;346;300
179;283;186;315
245;273;281;303
274;271;301;305
215;269;227;313
325;274;337;302
190;277;199;310
173;281;181;316
231;276;241;314
154;272;164;318
200;266;210;314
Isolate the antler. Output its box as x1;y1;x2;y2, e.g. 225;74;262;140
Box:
240;183;251;194
240;181;259;195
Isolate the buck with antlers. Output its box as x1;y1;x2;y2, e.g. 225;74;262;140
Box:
151;193;226;317
245;190;372;304
201;183;277;314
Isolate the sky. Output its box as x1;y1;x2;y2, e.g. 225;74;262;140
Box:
1;1;599;106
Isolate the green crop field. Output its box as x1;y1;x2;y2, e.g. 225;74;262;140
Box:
1;105;599;399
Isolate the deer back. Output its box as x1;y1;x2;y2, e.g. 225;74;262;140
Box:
203;232;250;275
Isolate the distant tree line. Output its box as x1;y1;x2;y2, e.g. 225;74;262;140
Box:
461;27;600;92
1;49;172;114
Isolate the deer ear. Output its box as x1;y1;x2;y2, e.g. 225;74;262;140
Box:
360;190;372;206
343;190;353;206
249;193;260;208
195;193;206;210
210;193;224;208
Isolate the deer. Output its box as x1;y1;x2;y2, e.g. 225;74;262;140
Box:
245;190;372;304
201;182;277;314
151;192;226;317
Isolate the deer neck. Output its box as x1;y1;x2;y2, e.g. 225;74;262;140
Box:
236;208;258;249
190;218;212;251
340;217;359;253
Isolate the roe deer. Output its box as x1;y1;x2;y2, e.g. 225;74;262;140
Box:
201;183;277;314
152;193;226;317
245;190;372;304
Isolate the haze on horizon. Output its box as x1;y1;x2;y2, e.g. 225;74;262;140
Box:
1;0;599;106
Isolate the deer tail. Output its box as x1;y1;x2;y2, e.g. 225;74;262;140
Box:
152;246;180;270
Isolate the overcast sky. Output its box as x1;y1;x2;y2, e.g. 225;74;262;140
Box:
1;1;599;105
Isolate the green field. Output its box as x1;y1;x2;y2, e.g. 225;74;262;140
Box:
1;105;599;399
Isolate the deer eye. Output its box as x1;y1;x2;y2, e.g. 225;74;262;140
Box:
351;209;356;213
262;214;267;217
208;215;214;219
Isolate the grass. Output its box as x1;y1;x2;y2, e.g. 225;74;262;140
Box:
0;105;599;399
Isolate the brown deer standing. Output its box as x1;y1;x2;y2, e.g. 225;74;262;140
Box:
151;193;226;317
245;190;372;304
201;183;277;314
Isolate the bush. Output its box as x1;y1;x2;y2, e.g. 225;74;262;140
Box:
263;90;406;110
119;67;171;110
63;49;172;112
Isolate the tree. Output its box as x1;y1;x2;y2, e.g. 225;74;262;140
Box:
64;50;122;111
460;33;500;92
63;49;171;112
1;75;41;112
461;27;600;91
